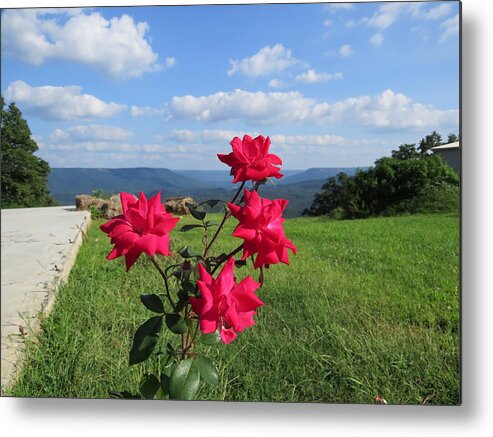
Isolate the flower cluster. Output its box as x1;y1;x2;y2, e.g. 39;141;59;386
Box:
101;134;296;347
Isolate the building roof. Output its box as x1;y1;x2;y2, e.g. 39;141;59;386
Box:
431;141;460;151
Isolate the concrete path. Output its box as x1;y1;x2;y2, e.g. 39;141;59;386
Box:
1;206;91;391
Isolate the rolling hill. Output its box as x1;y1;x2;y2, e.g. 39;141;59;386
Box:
48;167;363;216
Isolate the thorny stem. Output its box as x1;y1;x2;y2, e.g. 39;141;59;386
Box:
203;181;246;260
149;255;175;309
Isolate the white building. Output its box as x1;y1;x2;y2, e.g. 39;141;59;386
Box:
431;141;460;174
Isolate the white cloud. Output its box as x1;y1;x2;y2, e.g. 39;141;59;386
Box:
268;79;285;89
227;44;301;77
323;19;332;27
326;4;353;13
439;14;459;42
362;2;453;30
131;105;165;116
422;4;453;20
1;9;163;79
369;33;384;47
50;125;133;143
295;69;343;84
165;57;176;68
345;20;356;28
5;80;126;120
166;88;458;131
169;89;316;124
339;44;353;57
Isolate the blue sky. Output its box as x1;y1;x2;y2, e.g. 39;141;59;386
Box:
1;1;460;170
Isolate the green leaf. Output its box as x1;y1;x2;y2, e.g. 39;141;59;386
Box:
180;224;204;232
160;370;171;398
234;260;247;268
140;294;165;313
109;390;141;399
169;359;200;400
129;316;163;365
186;202;207;220
181;280;196;294
165;313;188;334
140;374;161;399
193;356;219;386
204;220;219;227
178;246;201;259
200;330;221;345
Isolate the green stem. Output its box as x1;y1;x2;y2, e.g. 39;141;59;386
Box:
149;255;175;309
211;243;244;275
203;181;246;260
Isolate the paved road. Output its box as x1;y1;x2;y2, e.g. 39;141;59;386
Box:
1;206;90;391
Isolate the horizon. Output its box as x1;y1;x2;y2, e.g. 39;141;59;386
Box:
1;2;459;170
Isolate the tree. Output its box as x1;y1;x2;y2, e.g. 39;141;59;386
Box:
304;131;459;219
447;133;459;144
391;143;420;160
418;130;442;155
1;96;57;208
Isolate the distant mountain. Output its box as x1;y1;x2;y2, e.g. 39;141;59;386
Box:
279;167;366;185
49;167;198;205
175;169;303;187
48;167;363;216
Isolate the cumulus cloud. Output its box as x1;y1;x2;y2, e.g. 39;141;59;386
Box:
1;9;163;78
369;33;384;47
5;80;126;120
439;14;459;42
165;57;176;68
227;44;301;77
166;88;458;131
295;69;343;84
49;124;133;143
339;44;353;57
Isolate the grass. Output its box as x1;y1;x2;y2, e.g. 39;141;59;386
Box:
6;212;460;404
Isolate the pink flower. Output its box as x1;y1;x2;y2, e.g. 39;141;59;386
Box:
189;257;264;344
217;134;283;183
228;189;297;269
100;192;179;271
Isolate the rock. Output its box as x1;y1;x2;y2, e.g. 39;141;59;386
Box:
75;194;122;219
165;196;197;215
75;194;106;212
105;194;123;218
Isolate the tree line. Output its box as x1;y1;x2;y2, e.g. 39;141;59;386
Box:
303;131;460;219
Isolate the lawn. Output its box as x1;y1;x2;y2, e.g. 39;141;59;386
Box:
6;212;460;404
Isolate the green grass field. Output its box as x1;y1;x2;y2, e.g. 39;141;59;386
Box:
6;212;460;404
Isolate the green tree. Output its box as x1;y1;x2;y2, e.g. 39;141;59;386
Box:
418;130;442;155
304;131;459;219
1;96;57;208
447;133;459;144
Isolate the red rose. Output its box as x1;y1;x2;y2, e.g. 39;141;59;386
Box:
189;257;264;344
217;134;283;183
228;189;297;269
100;192;179;271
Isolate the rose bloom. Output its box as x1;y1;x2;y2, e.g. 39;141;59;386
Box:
228;189;297;269
189;257;264;344
100;192;179;271
217;134;283;183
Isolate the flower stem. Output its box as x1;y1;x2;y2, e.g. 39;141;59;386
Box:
203;181;245;260
148;255;175;309
211;243;244;275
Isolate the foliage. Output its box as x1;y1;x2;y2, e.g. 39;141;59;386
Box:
1;95;57;208
304;132;459;219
